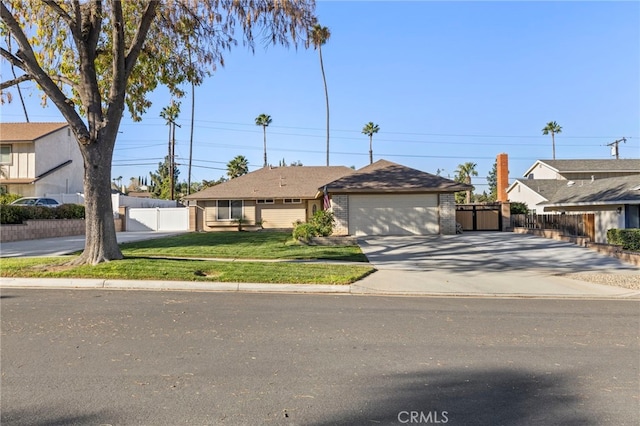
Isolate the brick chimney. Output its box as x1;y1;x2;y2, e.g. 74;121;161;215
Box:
496;153;509;202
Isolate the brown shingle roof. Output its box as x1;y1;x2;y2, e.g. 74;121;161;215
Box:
185;166;354;200
0;122;68;142
325;159;472;193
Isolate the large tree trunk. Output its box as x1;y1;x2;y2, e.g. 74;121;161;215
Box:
70;131;123;265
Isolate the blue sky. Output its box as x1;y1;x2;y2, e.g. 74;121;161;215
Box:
2;1;639;192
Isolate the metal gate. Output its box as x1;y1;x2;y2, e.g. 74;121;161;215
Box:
456;204;502;231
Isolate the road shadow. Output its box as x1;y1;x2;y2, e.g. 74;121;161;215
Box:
310;367;594;425
0;408;110;426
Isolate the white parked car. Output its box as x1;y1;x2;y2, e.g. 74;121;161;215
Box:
10;197;61;207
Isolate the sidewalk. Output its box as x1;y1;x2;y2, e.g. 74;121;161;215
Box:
2;272;639;299
0;231;184;257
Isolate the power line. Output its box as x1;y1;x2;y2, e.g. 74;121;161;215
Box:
122;118;638;140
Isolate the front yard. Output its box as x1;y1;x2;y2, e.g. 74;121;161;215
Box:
0;232;374;285
118;231;368;261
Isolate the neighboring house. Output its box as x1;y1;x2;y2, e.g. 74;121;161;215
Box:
0;122;84;196
185;159;470;235
127;191;153;199
185;165;354;230
325;160;470;236
507;159;640;242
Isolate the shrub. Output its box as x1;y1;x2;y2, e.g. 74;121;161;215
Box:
510;202;528;214
55;203;85;219
607;228;640;251
0;205;27;224
0;203;85;224
309;210;335;237
292;223;316;241
291;210;336;241
0;193;23;205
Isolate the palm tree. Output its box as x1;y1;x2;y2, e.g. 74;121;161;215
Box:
227;155;249;179
542;121;562;160
455;162;478;204
308;24;331;166
362;122;380;165
255;114;272;168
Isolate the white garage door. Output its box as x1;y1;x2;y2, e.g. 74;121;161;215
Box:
349;194;439;236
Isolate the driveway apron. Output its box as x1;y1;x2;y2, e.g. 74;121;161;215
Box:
354;232;640;298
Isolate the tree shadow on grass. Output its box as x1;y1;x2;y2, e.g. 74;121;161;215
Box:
310;367;595;426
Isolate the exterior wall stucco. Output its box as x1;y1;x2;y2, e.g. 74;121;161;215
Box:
555;204;625;243
1;126;84;196
34;127;84;194
507;182;548;213
527;163;561;180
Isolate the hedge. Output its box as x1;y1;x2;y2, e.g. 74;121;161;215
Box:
0;204;85;225
607;228;640;251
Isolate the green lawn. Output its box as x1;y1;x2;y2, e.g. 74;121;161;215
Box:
0;232;374;284
0;257;374;285
119;231;368;262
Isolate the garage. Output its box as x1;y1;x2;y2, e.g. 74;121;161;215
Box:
349;194;439;236
324;160;471;236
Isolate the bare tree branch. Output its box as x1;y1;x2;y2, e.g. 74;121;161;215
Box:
0;46;24;69
0;74;32;90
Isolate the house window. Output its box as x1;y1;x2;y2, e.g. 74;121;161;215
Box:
256;199;274;204
283;198;302;204
0;145;11;164
217;200;243;220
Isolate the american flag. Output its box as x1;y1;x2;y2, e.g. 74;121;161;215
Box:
323;186;331;210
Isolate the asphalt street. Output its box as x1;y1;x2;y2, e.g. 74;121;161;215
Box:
1;290;638;425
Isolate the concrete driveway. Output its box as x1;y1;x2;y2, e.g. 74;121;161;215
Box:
353;232;640;298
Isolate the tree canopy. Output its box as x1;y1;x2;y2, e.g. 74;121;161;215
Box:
255;113;272;168
0;0;317;264
227;155;249;179
455;162;478;204
542;121;562;160
362;121;380;165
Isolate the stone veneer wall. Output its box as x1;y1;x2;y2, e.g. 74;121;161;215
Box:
439;193;457;235
331;194;349;236
1;219;85;242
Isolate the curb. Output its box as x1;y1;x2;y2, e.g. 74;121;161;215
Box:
0;278;351;294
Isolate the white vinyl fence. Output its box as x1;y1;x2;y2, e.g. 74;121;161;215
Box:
126;207;189;231
46;193;179;214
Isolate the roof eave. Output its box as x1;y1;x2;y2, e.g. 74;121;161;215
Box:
541;200;639;209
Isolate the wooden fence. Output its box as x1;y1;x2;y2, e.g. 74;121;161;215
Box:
511;213;595;241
